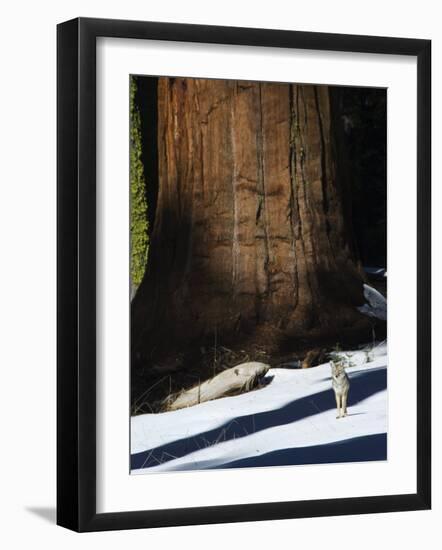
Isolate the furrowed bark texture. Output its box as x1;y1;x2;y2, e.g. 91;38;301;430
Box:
132;78;369;365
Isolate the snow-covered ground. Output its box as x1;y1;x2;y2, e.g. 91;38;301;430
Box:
131;342;387;473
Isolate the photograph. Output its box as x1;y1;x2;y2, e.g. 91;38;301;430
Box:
129;75;388;474
0;0;433;541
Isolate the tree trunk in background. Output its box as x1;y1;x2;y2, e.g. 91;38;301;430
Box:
132;78;371;367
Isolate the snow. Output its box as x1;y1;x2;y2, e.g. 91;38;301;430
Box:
364;266;387;279
357;283;387;321
131;342;387;473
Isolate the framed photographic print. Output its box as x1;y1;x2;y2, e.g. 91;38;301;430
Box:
57;17;431;532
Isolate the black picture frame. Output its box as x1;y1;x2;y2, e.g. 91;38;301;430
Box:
57;17;431;532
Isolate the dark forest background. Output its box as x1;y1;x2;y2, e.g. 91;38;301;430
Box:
337;87;387;267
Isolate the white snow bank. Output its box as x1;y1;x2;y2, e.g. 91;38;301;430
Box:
131;342;387;472
357;283;387;321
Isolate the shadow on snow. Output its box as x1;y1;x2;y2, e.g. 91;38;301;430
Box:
165;433;387;471
131;366;386;471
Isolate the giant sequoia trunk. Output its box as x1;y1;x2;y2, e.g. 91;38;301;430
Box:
132;78;371;368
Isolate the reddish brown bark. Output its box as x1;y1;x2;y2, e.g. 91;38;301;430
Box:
132;78;371;366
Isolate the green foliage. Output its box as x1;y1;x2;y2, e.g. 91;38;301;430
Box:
130;76;149;290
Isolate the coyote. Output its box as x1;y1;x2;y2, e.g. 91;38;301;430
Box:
331;361;350;419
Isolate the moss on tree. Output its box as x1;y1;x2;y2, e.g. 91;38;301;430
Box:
130;76;149;293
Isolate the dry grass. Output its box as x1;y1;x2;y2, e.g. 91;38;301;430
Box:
131;345;273;415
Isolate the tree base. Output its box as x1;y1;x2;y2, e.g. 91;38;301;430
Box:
131;313;385;415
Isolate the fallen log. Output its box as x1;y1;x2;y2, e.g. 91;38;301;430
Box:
165;362;270;411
